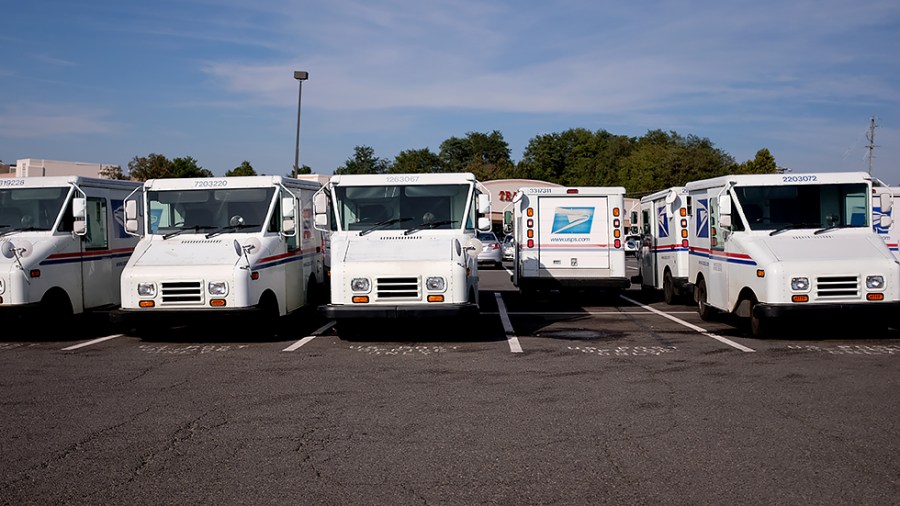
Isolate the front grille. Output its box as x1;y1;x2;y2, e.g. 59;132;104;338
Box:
161;281;204;304
816;276;859;299
376;277;420;299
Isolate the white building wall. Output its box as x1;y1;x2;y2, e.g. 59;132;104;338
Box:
16;158;117;178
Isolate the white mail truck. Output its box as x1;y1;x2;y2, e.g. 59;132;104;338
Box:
0;176;141;328
686;172;899;337
115;176;325;332
503;186;630;295
636;186;691;304
313;173;491;332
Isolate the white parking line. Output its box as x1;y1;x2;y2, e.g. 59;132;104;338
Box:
494;292;523;353
504;267;514;276
282;321;336;352
61;334;123;351
619;295;755;353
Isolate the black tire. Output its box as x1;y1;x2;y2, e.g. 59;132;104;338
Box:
696;278;715;321
494;261;502;269
749;300;770;339
663;270;676;305
41;290;73;336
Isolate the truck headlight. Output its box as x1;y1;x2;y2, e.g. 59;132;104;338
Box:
137;282;157;297
866;275;885;290
0;278;5;295
208;281;228;296
350;277;371;293
790;277;809;291
426;276;446;292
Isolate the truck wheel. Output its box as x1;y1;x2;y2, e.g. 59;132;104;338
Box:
749;301;769;339
663;271;676;305
696;278;715;321
41;290;73;335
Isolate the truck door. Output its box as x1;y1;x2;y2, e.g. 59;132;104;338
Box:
639;203;655;287
81;196;111;310
706;192;729;309
538;196;610;269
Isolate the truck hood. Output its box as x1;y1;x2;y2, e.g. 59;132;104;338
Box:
341;236;452;263
130;236;264;267
755;230;893;263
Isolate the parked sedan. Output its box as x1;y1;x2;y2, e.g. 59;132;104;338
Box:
477;231;503;268
501;235;515;261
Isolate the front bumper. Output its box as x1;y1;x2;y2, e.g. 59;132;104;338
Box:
111;306;262;328
754;300;900;322
322;302;479;320
517;277;631;291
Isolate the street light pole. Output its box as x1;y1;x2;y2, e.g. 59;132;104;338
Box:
293;70;309;178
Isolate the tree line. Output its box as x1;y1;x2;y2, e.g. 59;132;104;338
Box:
109;128;776;197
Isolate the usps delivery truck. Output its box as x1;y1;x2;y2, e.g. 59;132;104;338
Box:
687;171;900;338
636;186;691;304
0;176;141;328
115;176;326;333
504;186;630;295
313;173;491;334
872;185;900;260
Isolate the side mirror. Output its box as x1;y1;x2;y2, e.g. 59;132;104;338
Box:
477;193;490;214
124;199;139;233
477;216;492;232
503;210;512;226
880;193;893;214
72;197;87;236
314;192;328;215
282;197;296;235
465;237;483;258
880;215;893;229
718;194;732;216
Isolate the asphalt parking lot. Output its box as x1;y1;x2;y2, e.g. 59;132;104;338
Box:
1;258;899;505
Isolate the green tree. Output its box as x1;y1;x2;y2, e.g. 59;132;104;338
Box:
736;148;777;174
98;164;128;180
172;156;213;178
334;145;391;175
439;130;513;181
127;153;174;181
391;148;443;173
226;160;257;177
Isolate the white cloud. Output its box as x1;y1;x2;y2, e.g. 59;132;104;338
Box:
0;104;121;138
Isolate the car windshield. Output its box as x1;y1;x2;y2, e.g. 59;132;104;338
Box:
0;187;70;233
333;184;473;232
478;232;497;242
148;187;275;235
733;183;868;232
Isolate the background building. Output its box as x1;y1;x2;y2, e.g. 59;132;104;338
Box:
13;158;119;178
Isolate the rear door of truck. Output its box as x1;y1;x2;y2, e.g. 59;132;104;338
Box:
538;195;610;269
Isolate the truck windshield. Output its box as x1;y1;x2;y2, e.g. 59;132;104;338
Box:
733;183;868;232
0;187;69;233
333;184;473;232
148;187;275;235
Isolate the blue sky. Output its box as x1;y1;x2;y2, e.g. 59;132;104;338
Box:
3;0;900;184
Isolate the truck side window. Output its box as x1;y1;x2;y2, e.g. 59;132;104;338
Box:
709;195;724;252
642;209;651;236
84;197;109;250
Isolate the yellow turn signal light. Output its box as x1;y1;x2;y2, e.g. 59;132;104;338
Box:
867;293;884;301
210;299;227;307
427;295;444;302
791;295;809;303
139;300;155;308
352;296;369;303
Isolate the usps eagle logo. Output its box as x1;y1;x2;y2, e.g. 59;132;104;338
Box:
551;207;594;234
696;198;709;238
657;205;669;238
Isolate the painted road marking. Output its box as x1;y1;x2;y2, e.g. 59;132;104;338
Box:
61;334;123;351
282;321;336;352
487;311;695;315
494;292;523;353
350;345;459;356
788;345;900;355
504;267;514;276
619;295;756;353
569;345;678;356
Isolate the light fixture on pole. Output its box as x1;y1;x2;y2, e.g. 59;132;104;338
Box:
293;70;309;178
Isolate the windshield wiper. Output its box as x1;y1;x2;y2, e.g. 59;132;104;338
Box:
769;223;821;236
403;220;458;236
205;224;261;239
163;225;214;240
359;217;412;236
814;224;855;235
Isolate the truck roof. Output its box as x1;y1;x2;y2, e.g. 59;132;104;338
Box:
143;175;321;191
517;186;626;196
1;176;141;190
329;173;478;186
685;172;872;191
640;186;686;203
